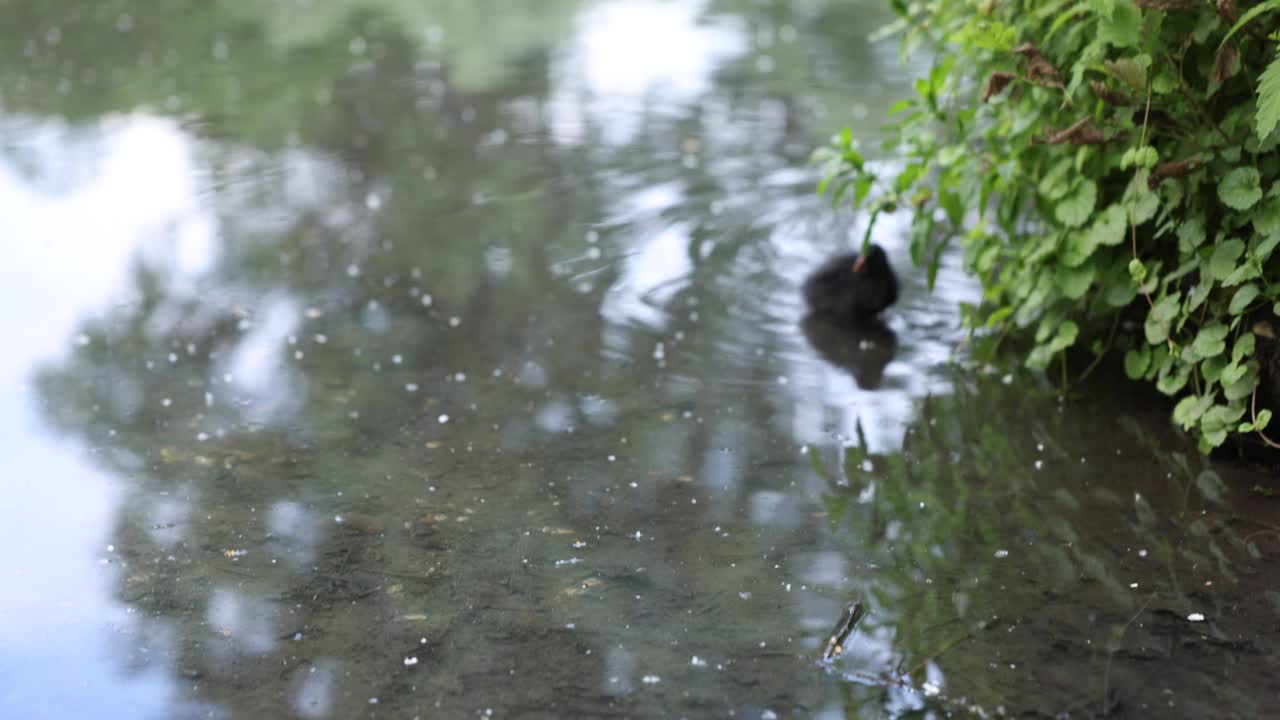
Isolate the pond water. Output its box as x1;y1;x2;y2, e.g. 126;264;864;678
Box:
3;1;1279;718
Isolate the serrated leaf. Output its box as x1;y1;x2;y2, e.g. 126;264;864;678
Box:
1219;167;1263;210
1210;239;1246;279
1056;180;1097;227
1229;284;1261;314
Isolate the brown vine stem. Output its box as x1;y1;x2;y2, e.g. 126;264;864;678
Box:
1249;386;1280;449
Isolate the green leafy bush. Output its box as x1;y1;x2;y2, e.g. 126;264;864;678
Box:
818;0;1280;452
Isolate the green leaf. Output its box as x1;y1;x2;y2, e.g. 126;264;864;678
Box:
1128;258;1147;283
1233;333;1256;363
1177;217;1206;250
1260;53;1280;140
1219;167;1263;210
1058;263;1096;299
1221;361;1248;386
1056;180;1097;228
1224;366;1259;401
1125;346;1151;379
1133;146;1159;169
1086;204;1128;247
1203;355;1229;384
1191;323;1230;359
1229;284;1262;314
1062;231;1097;267
1210;239;1246;280
1099;7;1142;47
1157;364;1191;395
1223;262;1261;287
1145;299;1176;344
1251;195;1280;236
1258;408;1273;430
1173;393;1214;429
1049;320;1080;353
1027;343;1054;369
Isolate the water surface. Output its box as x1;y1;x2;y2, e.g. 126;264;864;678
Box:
3;1;1279;718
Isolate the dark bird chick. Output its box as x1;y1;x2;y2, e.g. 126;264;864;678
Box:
802;244;898;325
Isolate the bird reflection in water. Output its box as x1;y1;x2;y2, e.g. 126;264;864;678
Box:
801;314;897;390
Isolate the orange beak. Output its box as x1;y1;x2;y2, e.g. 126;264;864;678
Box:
852;255;867;273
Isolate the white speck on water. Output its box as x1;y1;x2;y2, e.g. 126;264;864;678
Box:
406;383;419;393
738;592;751;600
448;316;461;327
761;711;778;720
314;334;328;344
1036;443;1045;451
197;432;209;442
629;481;638;488
294;351;304;360
690;656;707;667
1001;374;1013;385
777;376;788;385
586;229;599;243
106;544;114;552
994;549;1009;558
1034;460;1043;470
367;697;378;705
421;294;433;307
554;557;583;567
586;246;602;260
607;455;616;462
1130;582;1139;588
161;398;172;407
75;334;90;346
403;656;419;666
346;264;360;277
348;411;360;419
1187;612;1206;622
565;623;576;629
349;36;367;55
454;372;466;382
366;192;382;210
922;682;941;697
1138;548;1149;558
861;459;874;472
392;354;403;364
438;414;449;424
642;675;660;685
